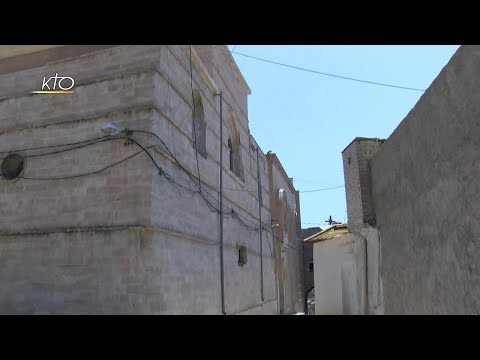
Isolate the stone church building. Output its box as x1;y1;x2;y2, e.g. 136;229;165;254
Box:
0;45;304;314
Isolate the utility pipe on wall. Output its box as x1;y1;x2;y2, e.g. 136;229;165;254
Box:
215;91;226;315
252;145;264;302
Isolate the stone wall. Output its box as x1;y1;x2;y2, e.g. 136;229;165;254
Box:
301;227;321;309
0;45;298;314
268;153;304;314
342;138;384;229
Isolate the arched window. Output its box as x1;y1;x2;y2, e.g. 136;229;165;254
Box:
228;138;234;172
278;189;289;238
226;107;244;181
284;207;289;234
192;90;206;158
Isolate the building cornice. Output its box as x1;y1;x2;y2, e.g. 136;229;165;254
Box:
180;45;219;94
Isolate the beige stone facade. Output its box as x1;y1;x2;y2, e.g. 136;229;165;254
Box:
267;153;304;314
0;45;302;314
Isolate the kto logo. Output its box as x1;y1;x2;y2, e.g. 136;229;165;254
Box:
31;73;75;94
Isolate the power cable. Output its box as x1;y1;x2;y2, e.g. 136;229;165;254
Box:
263;227;299;252
299;185;344;193
20;145;155;181
213;45;426;92
5;127;293;243
9;128;299;254
132;131;266;224
0;135;115;156
124;136;165;175
1;136;123;161
128;129;227;214
128;129;202;191
217;45;239;70
128;129;231;215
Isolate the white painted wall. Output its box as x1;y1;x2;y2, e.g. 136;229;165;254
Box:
360;226;384;315
313;233;367;315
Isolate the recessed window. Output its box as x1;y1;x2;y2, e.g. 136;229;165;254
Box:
192;90;207;159
238;245;247;266
348;157;351;165
309;262;314;272
228;138;234;172
1;153;25;180
284;210;288;233
226;108;244;181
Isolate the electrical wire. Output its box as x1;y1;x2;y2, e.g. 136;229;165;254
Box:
129;130;271;225
265;230;274;258
126;129;224;213
0;136;124;161
4;127;296;247
127;129;228;214
124;136;164;175
1;127;304;299
299;185;344;193
212;45;426;92
217;45;238;70
126;132;220;214
263;227;299;252
0;128;257;237
13;132;216;217
128;130;201;189
20;145;155;181
0;135;115;157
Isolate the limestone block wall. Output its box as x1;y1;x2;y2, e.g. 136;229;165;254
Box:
342;138;384;230
0;45;286;314
268;154;304;314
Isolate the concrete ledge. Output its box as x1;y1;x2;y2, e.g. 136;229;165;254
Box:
0;46;120;76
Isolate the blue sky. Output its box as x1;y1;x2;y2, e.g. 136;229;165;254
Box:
229;45;460;229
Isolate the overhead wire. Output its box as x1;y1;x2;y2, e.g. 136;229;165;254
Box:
2;126;300;252
0;134;113;154
217;45;239;70
127;129;227;214
127;130;277;231
133;130;232;214
0;136;125;161
299;185;344;193
212;45;426;92
0;135;118;160
124;136;165;175
20;145;156;181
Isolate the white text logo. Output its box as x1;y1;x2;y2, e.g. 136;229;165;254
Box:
31;73;75;94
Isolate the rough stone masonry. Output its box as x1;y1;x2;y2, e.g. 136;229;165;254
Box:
0;45;304;314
